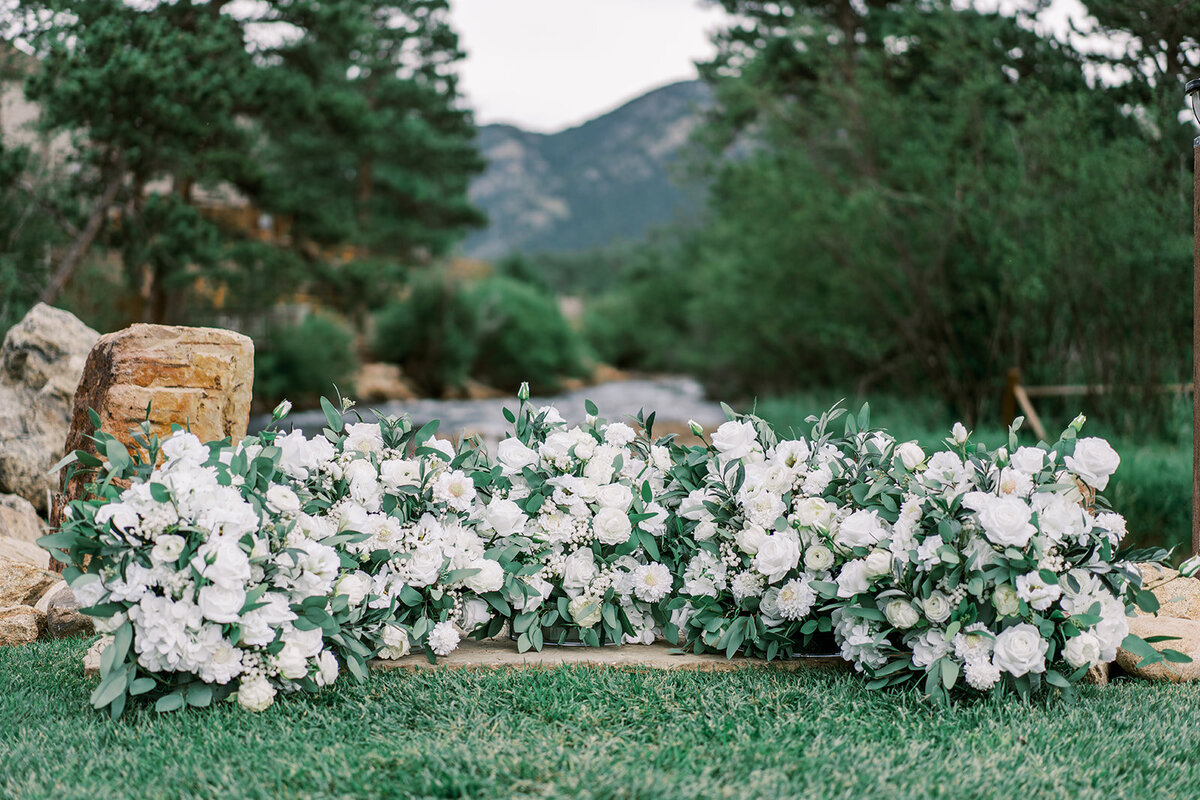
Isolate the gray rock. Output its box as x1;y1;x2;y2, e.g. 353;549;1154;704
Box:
0;554;61;607
0;605;44;647
0;304;100;511
45;585;92;638
0;535;49;568
0;493;42;543
1116;616;1200;682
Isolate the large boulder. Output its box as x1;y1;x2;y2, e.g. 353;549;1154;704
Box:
0;304;100;511
42;585;92;638
52;323;254;533
0;493;42;543
1116;616;1200;682
0;554;61;607
0;536;49;568
0;605;44;647
1136;563;1200;619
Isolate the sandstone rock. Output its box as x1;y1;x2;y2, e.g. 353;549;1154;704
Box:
0;493;42;543
0;535;49;568
45;585;92;638
0;304;100;511
83;636;108;674
1083;663;1109;686
1115;616;1200;682
0;605;45;646
1135;563;1200;620
52;323;254;535
0;555;61;607
353;362;417;403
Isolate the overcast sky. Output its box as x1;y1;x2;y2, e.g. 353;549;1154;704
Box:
447;0;1104;134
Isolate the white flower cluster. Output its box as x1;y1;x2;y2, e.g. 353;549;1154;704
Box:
487;402;673;646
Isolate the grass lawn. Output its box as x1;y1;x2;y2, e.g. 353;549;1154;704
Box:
3;638;1199;799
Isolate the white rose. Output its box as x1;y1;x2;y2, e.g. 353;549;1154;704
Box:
921;592;952;624
835;559;869;598
198;583;246;624
896;442;925;471
379;625;411;659
752;532;801;583
863;549;892;579
236;674;276;712
405;544;445;588
379;459;421;489
992;623;1049;676
885;599;920;630
463;559;505;594
151;534;186;564
497;438;540;474
835;510;885;550
804;544;835;572
951;422;969;444
1065;438;1120;491
484;498;527;537
568;596;603;628
595;483;634;511
976;496;1036;548
592;507;633;545
792;497;836;531
1063;631;1103;669
735;524;769;556
993;584;1021;617
561;549;597;593
335;571;372;606
265;485;302;517
459;597;492;633
1009;447;1045;475
693;519;718;541
711;420;759;460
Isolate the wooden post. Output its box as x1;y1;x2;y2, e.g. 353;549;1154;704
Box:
1193;133;1200;556
1002;367;1019;427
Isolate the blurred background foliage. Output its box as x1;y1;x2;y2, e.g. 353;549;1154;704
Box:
0;0;1198;551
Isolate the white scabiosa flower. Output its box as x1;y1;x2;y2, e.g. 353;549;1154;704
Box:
730;571;765;602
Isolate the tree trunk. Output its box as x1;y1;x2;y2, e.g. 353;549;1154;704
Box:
38;164;124;305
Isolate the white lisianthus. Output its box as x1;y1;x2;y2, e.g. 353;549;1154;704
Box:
265;485;301;517
884;599;920;630
335;571;372;606
792;497;836;532
735;524;769;556
592;507;633;545
380;625;411;660
151;534;186;565
343;422;383;455
483;497;527;537
896;442;925;471
752;532;801;584
993;584;1021;617
459;598;492;633
835;510;885;550
711;420;759;460
568;596;603;628
911;629;951;668
379;459;421;489
1009;447;1045;475
1015;572;1063;611
236;674;277;712
976;496;1036;548
693;519;718;541
1065;437;1120;491
992;623;1049;676
497;438;540;474
679;489;716;521
836;559;870;598
197;583;246;624
602;422;637;446
951;422;969;444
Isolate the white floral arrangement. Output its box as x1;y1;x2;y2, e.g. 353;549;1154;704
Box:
267;399;508;663
481;388;674;649
45;409;388;718
822;415;1177;700
662;405;894;659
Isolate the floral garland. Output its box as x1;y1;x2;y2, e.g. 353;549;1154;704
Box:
44;393;1179;716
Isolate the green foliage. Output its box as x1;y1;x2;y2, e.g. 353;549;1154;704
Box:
468;276;586;393
254;313;358;406
372;270;477;395
8;637;1200;799
0;143;60;336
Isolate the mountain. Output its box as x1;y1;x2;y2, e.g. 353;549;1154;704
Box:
462;80;712;260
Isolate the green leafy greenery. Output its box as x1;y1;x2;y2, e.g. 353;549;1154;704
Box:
254;313;359;407
5;637;1200;799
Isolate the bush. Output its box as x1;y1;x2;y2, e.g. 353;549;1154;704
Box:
255;313;358;406
372;271;477;396
468;276;586;393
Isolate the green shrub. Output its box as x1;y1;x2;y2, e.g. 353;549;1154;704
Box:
372;271;477;395
468;276;586;393
255;313;358;406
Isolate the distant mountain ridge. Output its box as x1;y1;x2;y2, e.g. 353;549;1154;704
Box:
462;80;712;259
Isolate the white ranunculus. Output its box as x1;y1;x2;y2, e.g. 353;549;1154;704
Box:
236;674;276;712
993;584;1021;617
896;442;925;471
151;534;186;564
94;502;140;533
459;598;492;633
1065;437;1120;490
752;532;801;584
992;623;1049;676
497;438;540;474
921;591;952;624
711;420;759;460
836;559;870;598
265;485;302;517
592;507;633;545
335;571;372;606
884;599;920;630
735;523;769;556
804;544;835;572
595;483;634;511
561;548;597;593
1009;447;1045;475
1063;631;1103;669
463;558;504;594
568;596;603;628
976;496;1036;548
835;510;885;550
484;497;527;537
198;583;246;624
